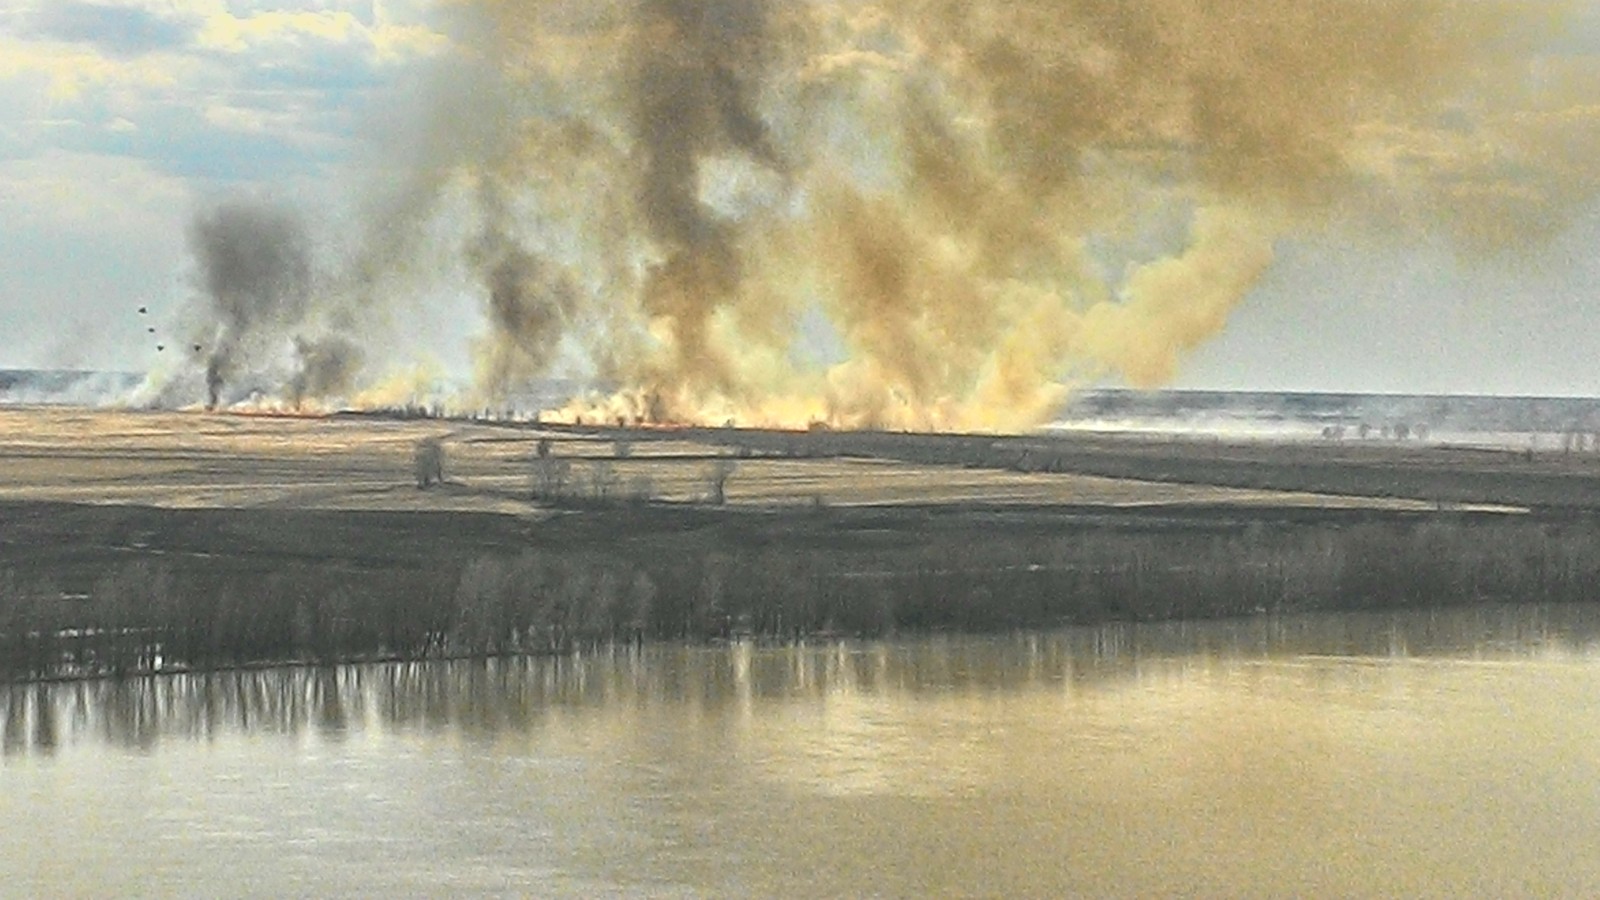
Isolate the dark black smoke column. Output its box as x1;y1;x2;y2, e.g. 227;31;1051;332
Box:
188;201;312;409
630;0;781;403
467;180;580;398
288;336;362;408
205;356;225;411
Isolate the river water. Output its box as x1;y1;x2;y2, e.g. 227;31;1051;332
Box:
5;604;1600;897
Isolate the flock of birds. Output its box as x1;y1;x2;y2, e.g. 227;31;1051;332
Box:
137;305;201;357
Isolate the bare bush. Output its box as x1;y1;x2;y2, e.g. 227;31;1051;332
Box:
626;474;656;506
706;458;738;506
532;455;572;503
587;460;621;502
625;571;656;641
8;508;1600;682
414;437;445;489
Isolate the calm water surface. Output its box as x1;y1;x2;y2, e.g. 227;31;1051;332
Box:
5;604;1600;897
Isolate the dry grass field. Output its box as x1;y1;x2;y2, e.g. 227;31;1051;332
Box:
0;407;1486;514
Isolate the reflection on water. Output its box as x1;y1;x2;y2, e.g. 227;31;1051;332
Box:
6;604;1598;753
5;604;1600;897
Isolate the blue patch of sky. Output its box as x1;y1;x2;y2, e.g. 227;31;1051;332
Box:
25;1;197;58
151;123;343;183
2;90;346;184
249;56;384;93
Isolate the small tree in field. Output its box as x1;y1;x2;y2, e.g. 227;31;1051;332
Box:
414;437;445;489
587;459;621;502
533;455;572;503
706;458;738;506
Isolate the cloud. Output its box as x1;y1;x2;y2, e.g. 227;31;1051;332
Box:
0;1;449;184
0;147;187;235
194;6;446;61
25;1;196;58
0;34;184;100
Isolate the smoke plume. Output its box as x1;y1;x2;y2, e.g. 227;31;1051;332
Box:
190;201;314;408
467;179;582;398
152;200;366;410
160;1;1595;429
289;336;363;407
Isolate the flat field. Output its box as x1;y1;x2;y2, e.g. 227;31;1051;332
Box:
0;406;1544;514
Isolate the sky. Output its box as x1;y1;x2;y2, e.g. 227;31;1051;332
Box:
0;0;452;373
2;0;1600;398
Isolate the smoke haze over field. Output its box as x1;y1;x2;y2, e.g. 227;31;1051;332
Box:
146;201;367;410
143;0;1599;428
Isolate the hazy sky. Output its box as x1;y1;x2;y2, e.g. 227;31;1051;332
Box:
2;0;1599;396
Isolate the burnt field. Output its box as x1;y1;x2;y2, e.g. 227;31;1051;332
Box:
2;407;1599;680
565;419;1600;512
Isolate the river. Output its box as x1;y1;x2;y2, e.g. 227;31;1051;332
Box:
5;604;1600;897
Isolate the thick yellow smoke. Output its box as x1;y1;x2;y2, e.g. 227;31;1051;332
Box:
408;0;1588;430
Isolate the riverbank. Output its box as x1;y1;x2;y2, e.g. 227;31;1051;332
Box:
2;407;1599;680
3;499;1598;681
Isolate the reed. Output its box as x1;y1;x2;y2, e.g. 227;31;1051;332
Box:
3;512;1597;681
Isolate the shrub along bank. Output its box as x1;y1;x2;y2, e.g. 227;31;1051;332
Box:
2;503;1597;681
